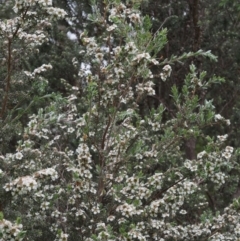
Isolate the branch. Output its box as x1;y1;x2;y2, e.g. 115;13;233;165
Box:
0;7;30;119
0;38;12;118
146;176;186;205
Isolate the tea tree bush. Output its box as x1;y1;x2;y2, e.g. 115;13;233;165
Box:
1;1;240;241
0;0;67;154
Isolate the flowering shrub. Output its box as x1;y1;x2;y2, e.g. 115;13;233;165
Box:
0;0;67;154
0;214;25;241
1;1;240;241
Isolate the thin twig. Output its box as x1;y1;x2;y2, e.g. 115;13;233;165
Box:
0;7;30;119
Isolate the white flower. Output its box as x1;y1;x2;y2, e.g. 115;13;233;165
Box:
33;64;52;76
151;58;159;65
161;65;172;81
60;232;69;241
107;24;117;31
222;152;232;159
217;134;228;142
45;7;67;19
114;67;125;78
135;153;143;160
15;152;23;160
68;94;77;101
92;206;100;214
41;201;50;210
225;119;231;125
107;215;115;221
95;53;104;61
124;41;137;53
179;209;187;215
129;13;141;23
34;168;58;180
163;64;172;73
67;127;75;133
184;159;198;172
39;0;52;6
133;53;151;63
225;146;234;153
214;114;224;121
113;46;122;55
116;203;137;217
197;150;207;159
54;135;61;140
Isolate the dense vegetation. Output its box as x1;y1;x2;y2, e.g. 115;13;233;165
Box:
1;0;240;240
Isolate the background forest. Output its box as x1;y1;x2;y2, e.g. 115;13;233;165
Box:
1;0;240;240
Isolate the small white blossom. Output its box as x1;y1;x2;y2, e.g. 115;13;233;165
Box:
107;24;117;31
179;209;187;215
214;114;224;121
15;152;23;160
133;53;151;63
67;127;75;133
217;134;228;142
107;215;115;221
225;119;231;125
129;13;141;23
161;65;172;81
197;150;207;159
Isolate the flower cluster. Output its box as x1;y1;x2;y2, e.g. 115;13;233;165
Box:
18;31;47;46
45;7;67;20
136;81;156;96
4;175;38;194
0;18;19;38
68;143;93;180
13;0;60;13
214;114;230;125
196;142;235;186
160;64;172;81
56;231;69;241
116;203;142;218
0;218;25;241
34;168;58;180
107;3;142;26
132;52;159;65
24;64;52;79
